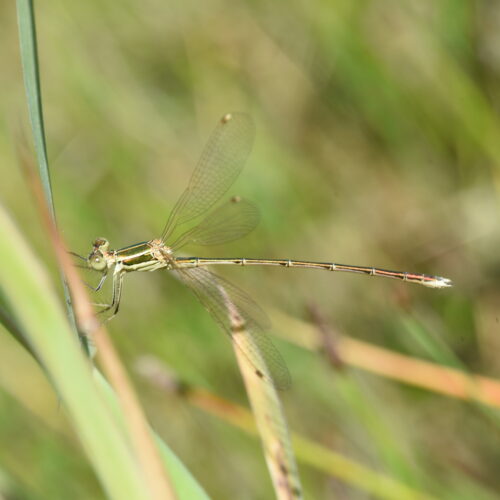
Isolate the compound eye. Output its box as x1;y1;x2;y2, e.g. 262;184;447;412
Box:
90;253;107;271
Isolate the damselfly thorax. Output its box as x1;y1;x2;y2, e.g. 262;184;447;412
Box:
89;238;174;273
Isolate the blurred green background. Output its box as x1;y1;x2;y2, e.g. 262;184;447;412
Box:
2;0;500;498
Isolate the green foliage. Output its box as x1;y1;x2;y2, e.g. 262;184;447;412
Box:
1;0;500;498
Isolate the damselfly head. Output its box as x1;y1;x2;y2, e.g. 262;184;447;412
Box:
88;237;110;272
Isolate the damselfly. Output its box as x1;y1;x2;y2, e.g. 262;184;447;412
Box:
76;113;452;389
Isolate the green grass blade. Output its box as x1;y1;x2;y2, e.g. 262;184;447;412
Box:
0;204;157;500
16;0;53;218
16;0;80;342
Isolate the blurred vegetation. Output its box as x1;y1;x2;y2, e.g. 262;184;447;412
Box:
2;0;500;498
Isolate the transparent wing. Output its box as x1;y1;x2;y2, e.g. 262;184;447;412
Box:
168;197;260;251
161;113;255;242
173;267;291;391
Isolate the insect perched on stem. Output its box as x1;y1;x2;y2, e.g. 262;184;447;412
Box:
75;112;452;390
